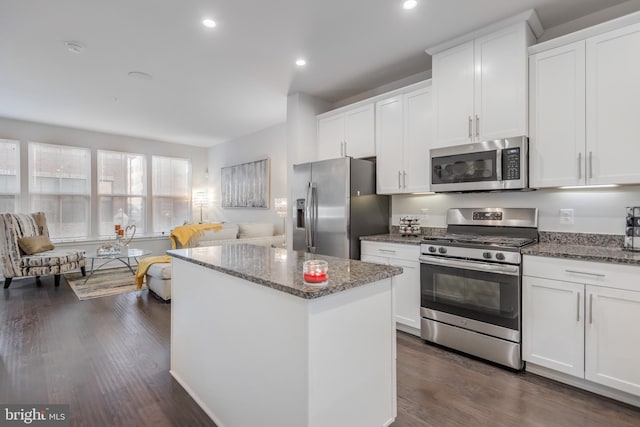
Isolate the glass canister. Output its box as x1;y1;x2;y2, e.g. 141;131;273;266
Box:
303;259;328;286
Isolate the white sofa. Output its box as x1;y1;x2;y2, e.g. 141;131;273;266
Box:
146;222;284;302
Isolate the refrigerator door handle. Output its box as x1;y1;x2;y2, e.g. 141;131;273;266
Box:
305;182;317;252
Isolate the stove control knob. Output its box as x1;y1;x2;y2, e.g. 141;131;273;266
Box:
483;251;492;259
428;246;437;253
438;247;447;254
495;253;505;261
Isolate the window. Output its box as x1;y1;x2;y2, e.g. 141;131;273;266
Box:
152;156;191;232
29;142;91;239
0;139;20;212
97;150;146;236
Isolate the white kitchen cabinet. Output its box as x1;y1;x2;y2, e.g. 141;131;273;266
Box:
432;23;532;147
585;286;640;396
376;85;432;194
317;103;375;161
530;21;640;187
529;41;586;188
523;276;585;377
586;22;640;185
523;255;640;398
361;241;421;336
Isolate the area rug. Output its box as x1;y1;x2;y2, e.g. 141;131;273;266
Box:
64;267;147;301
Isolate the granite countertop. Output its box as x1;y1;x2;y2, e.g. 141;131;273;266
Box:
522;243;640;266
360;234;423;245
361;227;445;245
168;244;403;300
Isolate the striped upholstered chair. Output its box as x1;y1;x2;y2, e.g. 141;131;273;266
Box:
0;212;86;288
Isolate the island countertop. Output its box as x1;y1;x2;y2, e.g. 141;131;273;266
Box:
167;243;403;299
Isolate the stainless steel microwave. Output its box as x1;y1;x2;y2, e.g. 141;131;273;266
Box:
430;137;528;192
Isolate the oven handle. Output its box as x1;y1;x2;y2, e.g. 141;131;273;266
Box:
419;255;520;276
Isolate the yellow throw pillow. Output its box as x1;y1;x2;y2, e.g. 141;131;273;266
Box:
18;236;55;255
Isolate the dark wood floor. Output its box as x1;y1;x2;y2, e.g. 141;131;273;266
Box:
2;276;640;427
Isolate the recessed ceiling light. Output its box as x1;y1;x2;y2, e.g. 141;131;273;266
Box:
64;41;85;54
127;71;153;81
202;18;216;28
295;58;307;67
403;0;418;10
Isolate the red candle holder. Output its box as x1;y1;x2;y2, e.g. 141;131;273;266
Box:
303;260;328;286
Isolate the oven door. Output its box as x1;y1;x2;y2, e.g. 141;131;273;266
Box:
419;255;521;335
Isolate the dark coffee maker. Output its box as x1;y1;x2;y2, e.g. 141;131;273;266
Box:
624;207;640;251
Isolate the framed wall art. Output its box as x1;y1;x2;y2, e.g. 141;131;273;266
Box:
221;158;270;208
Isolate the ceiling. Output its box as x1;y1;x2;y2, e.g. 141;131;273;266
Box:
0;0;632;147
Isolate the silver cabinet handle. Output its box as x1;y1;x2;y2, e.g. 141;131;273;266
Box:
468;116;472;139
379;249;397;254
577;291;580;322
578;152;582;180
589;293;593;324
398;171;402;189
565;269;605;278
340;141;345;157
475;114;480;138
344;141;347;157
403;170;407;189
589;151;593;179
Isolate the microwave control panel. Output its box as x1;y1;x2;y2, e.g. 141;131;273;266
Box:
503;148;521;180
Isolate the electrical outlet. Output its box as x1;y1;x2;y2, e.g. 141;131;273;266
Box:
559;208;574;225
420;208;429;222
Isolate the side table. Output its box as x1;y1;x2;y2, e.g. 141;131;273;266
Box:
83;248;152;284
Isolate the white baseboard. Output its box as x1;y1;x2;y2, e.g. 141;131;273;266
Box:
526;363;640;408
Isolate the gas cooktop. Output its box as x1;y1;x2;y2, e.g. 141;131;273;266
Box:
422;233;536;248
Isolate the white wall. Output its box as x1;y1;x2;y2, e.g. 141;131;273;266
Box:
538;0;640;42
208;123;287;233
392;186;640;235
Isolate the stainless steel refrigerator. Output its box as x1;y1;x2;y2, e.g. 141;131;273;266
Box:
292;157;390;259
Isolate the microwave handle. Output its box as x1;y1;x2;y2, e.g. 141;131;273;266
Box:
496;149;502;181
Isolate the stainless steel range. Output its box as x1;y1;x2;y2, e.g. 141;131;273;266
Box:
419;207;538;370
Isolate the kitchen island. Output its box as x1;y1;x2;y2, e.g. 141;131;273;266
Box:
167;244;403;427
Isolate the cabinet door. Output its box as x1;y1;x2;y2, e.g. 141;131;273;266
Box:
433;40;475;147
529;41;586;188
375;96;405;194
403;86;432;193
317;114;344;161
388;259;420;334
585;286;640;396
523;276;585;377
587;22;640;185
344;104;375;159
475;24;531;141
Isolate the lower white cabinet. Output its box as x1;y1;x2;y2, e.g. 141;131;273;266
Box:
361;241;421;336
523;255;640;398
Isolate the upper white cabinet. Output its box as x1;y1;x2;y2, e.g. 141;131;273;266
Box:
317;103;375;161
432;23;533;147
530;21;640;187
529;41;586;187
376;84;433;194
586;23;640;185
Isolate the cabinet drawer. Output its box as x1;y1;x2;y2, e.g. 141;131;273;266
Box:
524;255;640;291
361;241;420;261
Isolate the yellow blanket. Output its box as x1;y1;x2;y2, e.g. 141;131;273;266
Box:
170;223;223;249
135;255;172;288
